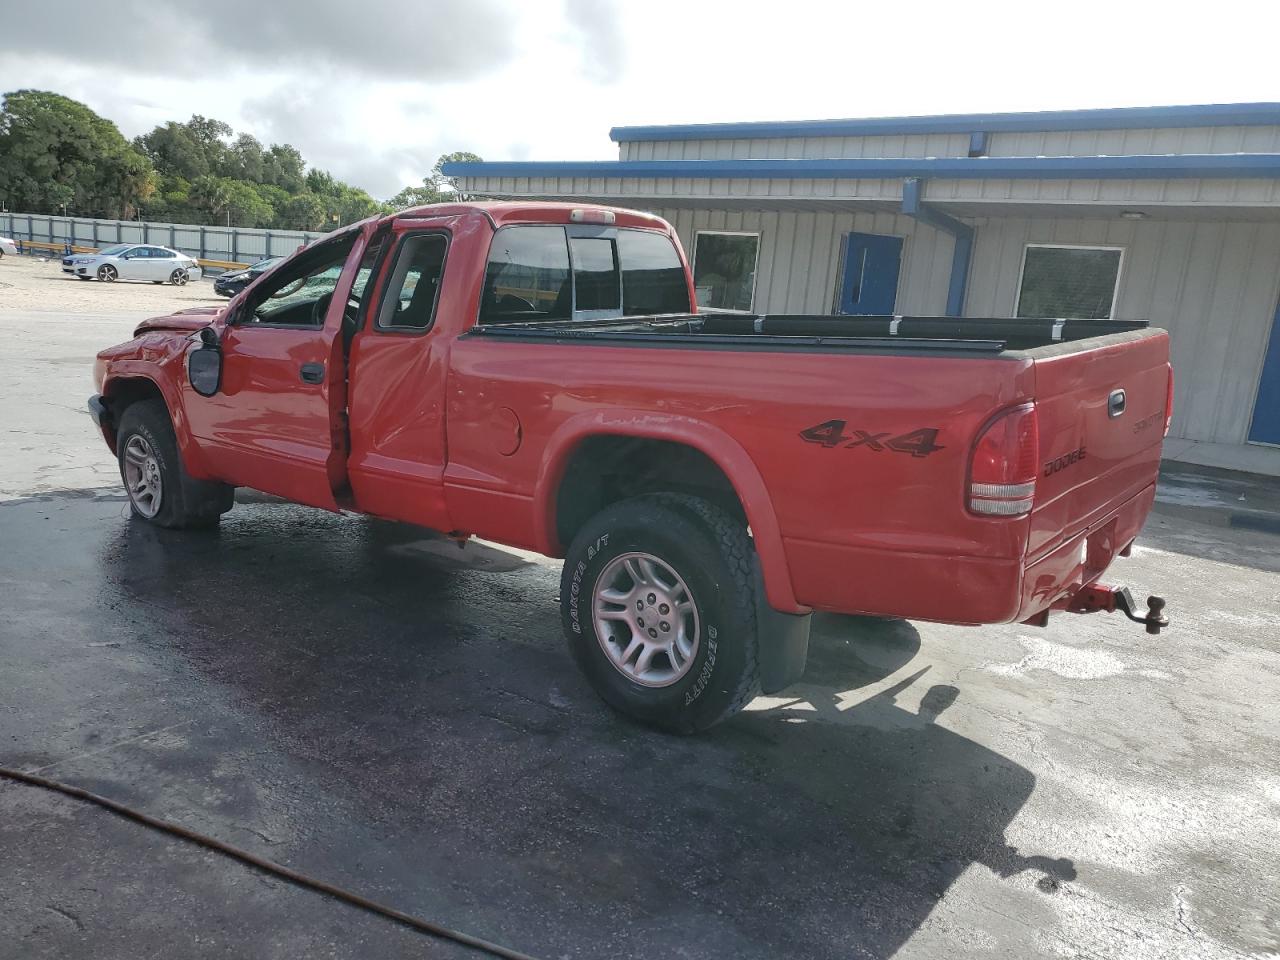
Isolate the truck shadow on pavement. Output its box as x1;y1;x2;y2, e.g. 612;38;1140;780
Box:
6;496;1076;960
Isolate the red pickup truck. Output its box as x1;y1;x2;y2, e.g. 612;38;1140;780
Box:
90;202;1173;731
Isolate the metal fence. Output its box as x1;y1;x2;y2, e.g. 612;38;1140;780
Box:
0;211;324;266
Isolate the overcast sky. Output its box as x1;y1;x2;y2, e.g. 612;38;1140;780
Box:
5;0;1278;199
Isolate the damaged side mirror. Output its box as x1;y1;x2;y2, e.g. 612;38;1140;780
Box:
188;326;223;397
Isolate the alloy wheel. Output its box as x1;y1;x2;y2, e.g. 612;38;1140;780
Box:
593;551;700;687
122;434;163;518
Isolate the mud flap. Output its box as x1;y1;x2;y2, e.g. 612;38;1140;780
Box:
753;558;811;693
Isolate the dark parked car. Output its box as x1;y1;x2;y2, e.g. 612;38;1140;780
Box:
213;257;281;297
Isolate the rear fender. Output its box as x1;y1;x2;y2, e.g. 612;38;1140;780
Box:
533;410;804;614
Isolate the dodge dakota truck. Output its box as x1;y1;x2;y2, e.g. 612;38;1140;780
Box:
90;202;1173;732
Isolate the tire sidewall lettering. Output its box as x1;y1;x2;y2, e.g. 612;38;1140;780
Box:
568;533;609;635
684;624;718;705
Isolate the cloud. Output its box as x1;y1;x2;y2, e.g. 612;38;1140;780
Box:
564;0;627;83
237;79;439;197
0;0;519;81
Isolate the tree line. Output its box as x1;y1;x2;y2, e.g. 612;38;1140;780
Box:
0;89;480;231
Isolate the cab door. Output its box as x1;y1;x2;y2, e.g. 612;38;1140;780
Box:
344;218;455;530
182;227;372;509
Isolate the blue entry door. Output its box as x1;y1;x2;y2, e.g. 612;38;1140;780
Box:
1249;298;1280;445
839;232;904;315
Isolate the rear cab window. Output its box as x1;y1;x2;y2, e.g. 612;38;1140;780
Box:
479;224;688;325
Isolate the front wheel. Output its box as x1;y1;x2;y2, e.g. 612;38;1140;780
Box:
97;264;118;282
116;399;234;529
561;494;761;733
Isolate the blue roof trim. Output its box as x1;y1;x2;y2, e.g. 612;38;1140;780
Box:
442;154;1280;181
608;103;1280;142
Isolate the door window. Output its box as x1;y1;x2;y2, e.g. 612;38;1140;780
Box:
241;234;358;328
376;234;449;331
692;232;759;312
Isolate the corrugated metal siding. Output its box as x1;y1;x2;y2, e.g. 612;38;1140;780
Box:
964;218;1280;444
646;207;955;316
618;125;1280;161
925;176;1280;206
620;133;973;161
458;174;1280;211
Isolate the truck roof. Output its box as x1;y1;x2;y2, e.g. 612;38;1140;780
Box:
390;200;670;231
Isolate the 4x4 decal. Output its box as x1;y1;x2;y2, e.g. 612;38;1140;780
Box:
799;419;944;458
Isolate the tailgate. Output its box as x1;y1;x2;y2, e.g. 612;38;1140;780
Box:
1026;329;1171;560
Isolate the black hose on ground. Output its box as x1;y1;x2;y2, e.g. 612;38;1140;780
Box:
0;765;543;960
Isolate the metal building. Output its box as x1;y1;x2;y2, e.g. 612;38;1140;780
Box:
443;103;1280;474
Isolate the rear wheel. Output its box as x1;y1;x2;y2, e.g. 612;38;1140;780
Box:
561;494;760;733
116;399;233;529
169;268;188;286
97;264;117;282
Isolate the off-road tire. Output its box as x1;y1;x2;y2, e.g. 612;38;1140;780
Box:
561;493;761;733
116;399;234;529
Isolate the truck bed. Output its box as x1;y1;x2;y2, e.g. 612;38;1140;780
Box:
465;312;1153;357
450;311;1169;624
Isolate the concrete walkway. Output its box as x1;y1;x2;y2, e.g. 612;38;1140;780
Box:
1162;437;1280;478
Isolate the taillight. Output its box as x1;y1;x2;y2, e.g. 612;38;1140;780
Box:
1164;363;1175;437
968;403;1039;517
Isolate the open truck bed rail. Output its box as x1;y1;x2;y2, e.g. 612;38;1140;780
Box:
466;313;1151;354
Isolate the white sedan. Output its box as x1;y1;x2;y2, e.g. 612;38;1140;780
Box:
62;244;203;285
0;236;18;258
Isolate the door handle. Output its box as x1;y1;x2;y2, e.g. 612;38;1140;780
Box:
1108;388;1126;418
299;363;325;384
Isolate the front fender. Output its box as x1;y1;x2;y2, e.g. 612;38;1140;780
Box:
532;409;805;614
100;349;215;479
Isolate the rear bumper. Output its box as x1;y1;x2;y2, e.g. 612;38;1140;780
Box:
1014;482;1157;622
785;481;1158;625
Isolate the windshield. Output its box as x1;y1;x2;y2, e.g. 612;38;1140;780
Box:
97;244;130;256
250;257;281;274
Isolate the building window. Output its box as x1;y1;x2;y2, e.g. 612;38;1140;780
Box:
692;232;759;312
1016;244;1123;319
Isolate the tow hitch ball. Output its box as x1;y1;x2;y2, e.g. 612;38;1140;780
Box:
1115;589;1169;635
1065;584;1170;634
